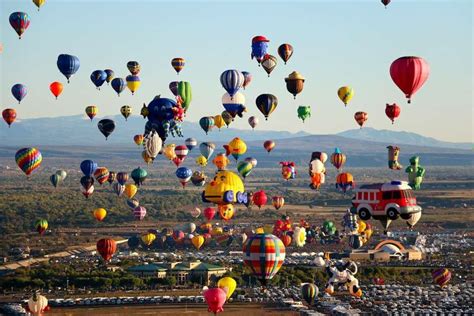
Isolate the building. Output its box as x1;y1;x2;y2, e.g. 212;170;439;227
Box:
127;260;229;285
350;240;423;262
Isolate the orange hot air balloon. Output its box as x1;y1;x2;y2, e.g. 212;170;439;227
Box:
281;234;292;247
96;238;117;262
263;140;275;153
191;235;205;250
218;204;235;221
134;134;144;145
2;108;17;127
272;196;285;210
93;167;110;185
354;111;368;128
93;208;107;221
49;81;63;99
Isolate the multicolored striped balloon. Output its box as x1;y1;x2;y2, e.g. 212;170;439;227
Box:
243;233;285;285
432;268;452;288
93;167;110;185
15;147;42;176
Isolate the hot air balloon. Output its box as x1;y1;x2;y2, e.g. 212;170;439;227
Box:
212;153;229;171
56;170;67;181
163;144;177;161
104;69;114;84
385;103;401;124
237;161;253;179
35;219;48;235
176;167;192;188
256;94;278;120
28;292;48;314
387;145;402;170
285;71;305;99
263;140;275;153
11;84;27;104
49;82;63;99
126;75;141;95
381;0;391;8
107;171;116;185
241;71;252;89
2;108;17;127
278;44;294;64
261;54;277;77
173;145;189;167
204;207;216;221
253;190;267;209
120;105;132;121
243;233;285;286
141;233;156;246
9;12;30;39
50;174;60;188
191;235;205;250
33;0;46;11
96;238;117;262
218;277;237;301
245;157;257;168
218;204;234;221
127;61;140;75
93;167;109;185
191;207;201;218
113;183;124;197
222;92;246;119
177;81;193;112
143;130;163;161
90;70;107;90
390;56;430;103
15;147;42;177
126;198;140;210
134;134;144;146
331;148;346;171
310;173;325;190
220;70;244;98
57;54;80;83
199;116;214;134
248;116;259;129
196;155;208;167
127;236;140;250
81;185;94;199
204;287;227;315
116;172;129;185
354;111;368;128
251;35;270;64
297;106;311;122
133;206;147;220
85;105;98;121
336;172;355;194
272;196;285;210
432;268;451;288
171;57;185;74
224;137;247;160
337;86;354;107
97;119;115;139
93;208;107;221
213;114;225;130
110;77;126;97
301;283;318;306
221;111;233;127
80;176;94;191
131;167;147;186
124;184;138;199
185;137;198;150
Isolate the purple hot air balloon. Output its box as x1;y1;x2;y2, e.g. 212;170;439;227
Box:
11;84;27;104
133;206;147;220
169;81;179;96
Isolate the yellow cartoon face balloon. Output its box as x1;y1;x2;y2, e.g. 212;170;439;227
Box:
212;153;230;170
218;204;234;221
202;170;245;204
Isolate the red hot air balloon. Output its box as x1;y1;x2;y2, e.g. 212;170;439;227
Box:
381;0;391;8
203;287;227;315
2;108;17;127
354;111;368;128
390;56;430;104
385;103;401;124
173;145;189;167
253;190;267;209
263;140;275;153
96;238;117;262
204;207;216;221
49;82;63;99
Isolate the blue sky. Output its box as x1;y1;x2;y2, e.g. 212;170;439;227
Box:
0;0;472;142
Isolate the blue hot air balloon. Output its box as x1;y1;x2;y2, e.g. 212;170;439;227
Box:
11;84;27;104
220;70;244;98
111;78;126;96
57;54;80;83
251;35;270;65
80;160;98;177
90;70;107;90
9;12;30;39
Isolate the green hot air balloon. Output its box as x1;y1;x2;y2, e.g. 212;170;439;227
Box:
221;111;233;127
50;174;61;188
301;283;318;305
131;167;147;186
199;116;214;135
237;161;253;179
297;105;311;123
178;81;192;112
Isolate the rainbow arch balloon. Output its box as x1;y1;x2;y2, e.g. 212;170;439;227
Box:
15;147;42;176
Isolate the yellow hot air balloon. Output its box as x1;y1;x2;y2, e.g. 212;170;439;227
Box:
142;151;153;164
213;114;225;130
254;227;265;234
191;235;205;250
124;184;138;199
32;0;46;11
126;75;141;95
217;277;237;300
212;227;223;236
224;137;247;160
337;86;354;106
163;144;177;161
93;208;107;221
141;233;156;246
196;155;208;167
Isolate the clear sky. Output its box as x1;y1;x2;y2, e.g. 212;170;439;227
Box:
0;0;472;142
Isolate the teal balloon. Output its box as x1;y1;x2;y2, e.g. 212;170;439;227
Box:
199;142;216;160
237;161;253;178
199;117;214;135
50;174;60;188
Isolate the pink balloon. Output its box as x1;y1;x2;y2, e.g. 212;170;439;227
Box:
204;288;227;314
